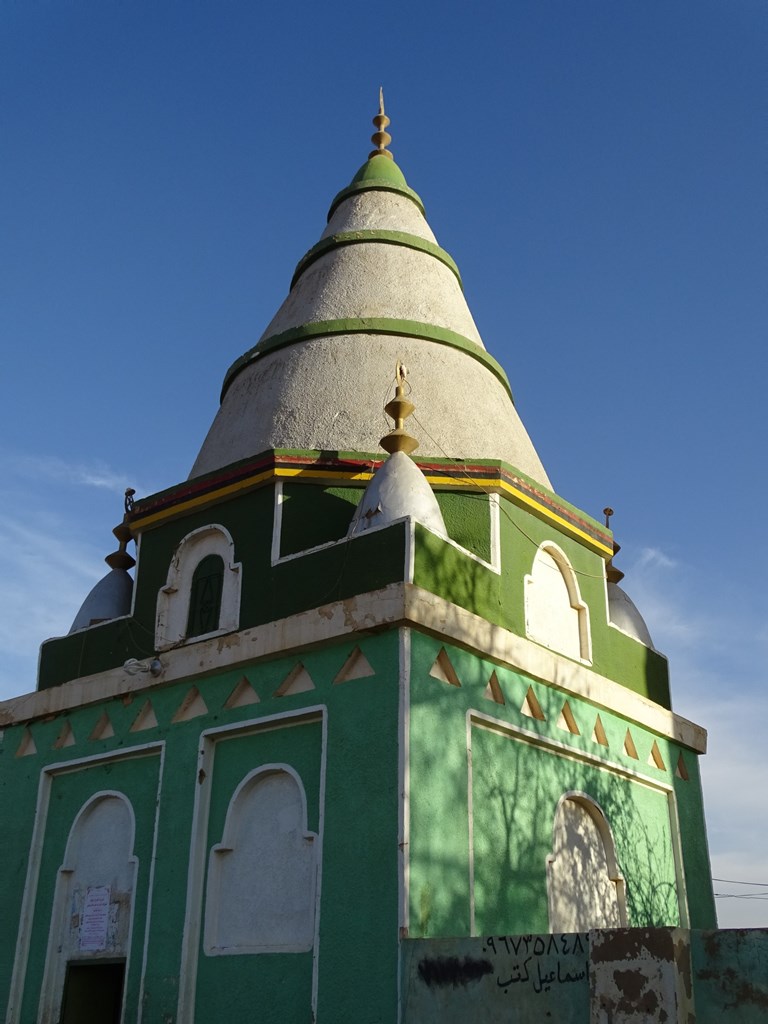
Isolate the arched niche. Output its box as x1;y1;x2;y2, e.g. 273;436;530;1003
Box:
546;792;627;933
204;764;318;955
525;543;591;662
39;792;138;1024
155;524;241;650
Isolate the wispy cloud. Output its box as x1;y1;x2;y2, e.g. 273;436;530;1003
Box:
0;512;105;663
0;452;141;700
635;546;678;571
0;450;143;495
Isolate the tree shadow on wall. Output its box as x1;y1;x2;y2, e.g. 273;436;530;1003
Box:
409;536;683;939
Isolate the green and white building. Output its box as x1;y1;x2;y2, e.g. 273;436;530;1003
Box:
0;102;715;1024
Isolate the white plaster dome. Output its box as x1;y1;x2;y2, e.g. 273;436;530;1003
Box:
69;568;133;633
190;154;551;489
607;582;655;648
347;451;447;538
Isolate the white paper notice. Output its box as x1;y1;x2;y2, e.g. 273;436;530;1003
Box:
80;885;111;952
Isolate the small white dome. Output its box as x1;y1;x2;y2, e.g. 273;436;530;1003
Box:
607;582;654;648
69;569;133;633
348;451;447;537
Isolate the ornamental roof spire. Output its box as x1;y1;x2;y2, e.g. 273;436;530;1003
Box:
380;362;418;455
68;494;135;633
369;87;393;160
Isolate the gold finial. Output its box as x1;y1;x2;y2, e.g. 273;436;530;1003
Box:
380;362;418;455
602;506;624;583
105;491;136;571
369;86;393;160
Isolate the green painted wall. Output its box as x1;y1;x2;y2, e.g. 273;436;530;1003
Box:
40;470;667;710
673;757;718;928
406;633;714;940
412;495;671;706
435;491;492;562
194;719;322;1024
280;483;364;555
470;725;678;934
38;488;407;688
16;751;162;1023
3;630;403;1023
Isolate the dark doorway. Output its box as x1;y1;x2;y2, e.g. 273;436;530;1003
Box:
60;961;125;1024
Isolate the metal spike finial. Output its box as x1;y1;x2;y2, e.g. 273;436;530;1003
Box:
380;362;418;455
602;506;625;583
105;492;136;571
369;87;393;160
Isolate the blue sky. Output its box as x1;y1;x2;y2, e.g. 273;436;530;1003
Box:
1;1;766;926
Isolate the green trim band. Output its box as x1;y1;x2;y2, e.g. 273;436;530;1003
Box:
290;231;463;291
327;179;426;220
221;318;513;402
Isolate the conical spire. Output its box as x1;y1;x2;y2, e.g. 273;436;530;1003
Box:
189;107;552;490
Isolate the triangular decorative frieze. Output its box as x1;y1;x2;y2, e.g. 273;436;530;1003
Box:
88;712;115;741
15;728;36;758
648;740;666;771
429;649;461;687
333;646;375;684
520;685;545;721
172;687;209;723
130;700;159;733
592;715;609;747
624;729;639;759
675;753;689;781
556;701;580;735
224;676;261;709
274;663;316;697
53;722;76;749
483;670;505;705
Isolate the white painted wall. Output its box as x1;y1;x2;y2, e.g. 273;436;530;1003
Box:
547;795;626;932
525;545;590;662
204;765;317;954
39;792;137;1024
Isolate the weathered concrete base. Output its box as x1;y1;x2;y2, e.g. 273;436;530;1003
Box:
402;929;768;1023
590;928;693;1024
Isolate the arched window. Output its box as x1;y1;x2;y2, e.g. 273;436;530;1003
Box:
525;543;591;662
546;793;626;932
155;525;241;650
204;765;317;955
39;793;137;1022
186;554;225;638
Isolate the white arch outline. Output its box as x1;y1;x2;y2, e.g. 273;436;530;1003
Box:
204;762;318;955
155;524;241;650
545;790;627;931
39;790;139;1024
524;541;591;663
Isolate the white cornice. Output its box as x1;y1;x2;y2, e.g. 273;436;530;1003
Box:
0;583;705;753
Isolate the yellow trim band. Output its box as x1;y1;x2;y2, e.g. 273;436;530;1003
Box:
130;462;611;557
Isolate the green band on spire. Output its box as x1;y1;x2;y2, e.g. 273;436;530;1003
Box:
221;318;513;403
328;156;425;220
291;231;463;290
